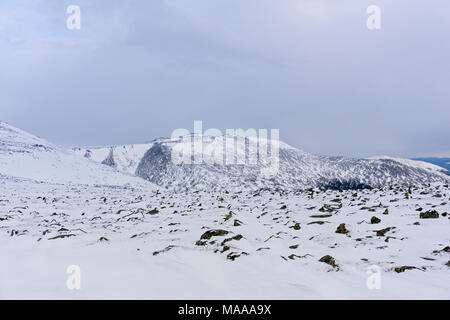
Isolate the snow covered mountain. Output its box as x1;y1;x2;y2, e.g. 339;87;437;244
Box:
2;121;445;191
411;157;450;173
73;134;449;191
73;142;155;175
0;122;155;188
1;122;449;299
367;155;449;175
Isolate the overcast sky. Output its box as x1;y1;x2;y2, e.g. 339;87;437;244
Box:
0;0;449;158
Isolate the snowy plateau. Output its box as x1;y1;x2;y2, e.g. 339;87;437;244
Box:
0;121;449;299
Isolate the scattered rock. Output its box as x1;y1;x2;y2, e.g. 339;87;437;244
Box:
420;210;439;219
370;216;381;224
335;223;349;234
394;266;418;273
221;234;243;246
310;214;332;218
227;251;248;261
375;227;395;237
147;208;159;215
288;254;311;260
48;234;76;240
292;223;301;230
319;205;336;212
233;219;243;227
307;221;329;225
153;245;175;256
224;211;233;221
319;255;338;268
200;229;229;240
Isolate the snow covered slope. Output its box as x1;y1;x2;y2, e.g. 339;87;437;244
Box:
74;134;449;191
73;142;155;175
1;179;449;299
368;156;450;175
0;122;156;188
1;123;449;299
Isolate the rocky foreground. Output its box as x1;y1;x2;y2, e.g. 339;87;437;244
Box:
0;175;449;299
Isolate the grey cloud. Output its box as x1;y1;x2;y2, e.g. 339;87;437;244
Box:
0;0;449;157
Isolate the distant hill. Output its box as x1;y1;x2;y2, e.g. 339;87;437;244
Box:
412;157;450;174
0;122;156;188
74;135;450;191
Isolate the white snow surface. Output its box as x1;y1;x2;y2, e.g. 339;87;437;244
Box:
73;143;154;175
0;176;449;299
1;122;449;299
0;122;156;188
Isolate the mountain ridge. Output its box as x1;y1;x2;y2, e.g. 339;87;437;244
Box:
73;133;450;191
2;121;447;190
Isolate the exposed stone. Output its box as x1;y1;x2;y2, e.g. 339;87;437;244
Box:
375;227;395;237
48;234;76;240
309;214;332;218
319;255;337;268
200;229;229;240
394;266;417;273
220;234;243;246
308;221;329;225
370;216;381;224
233;219;243;227
335;223;349;234
224;211;233;221
420;210;439;219
147;208;159;215
153;245;175;256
